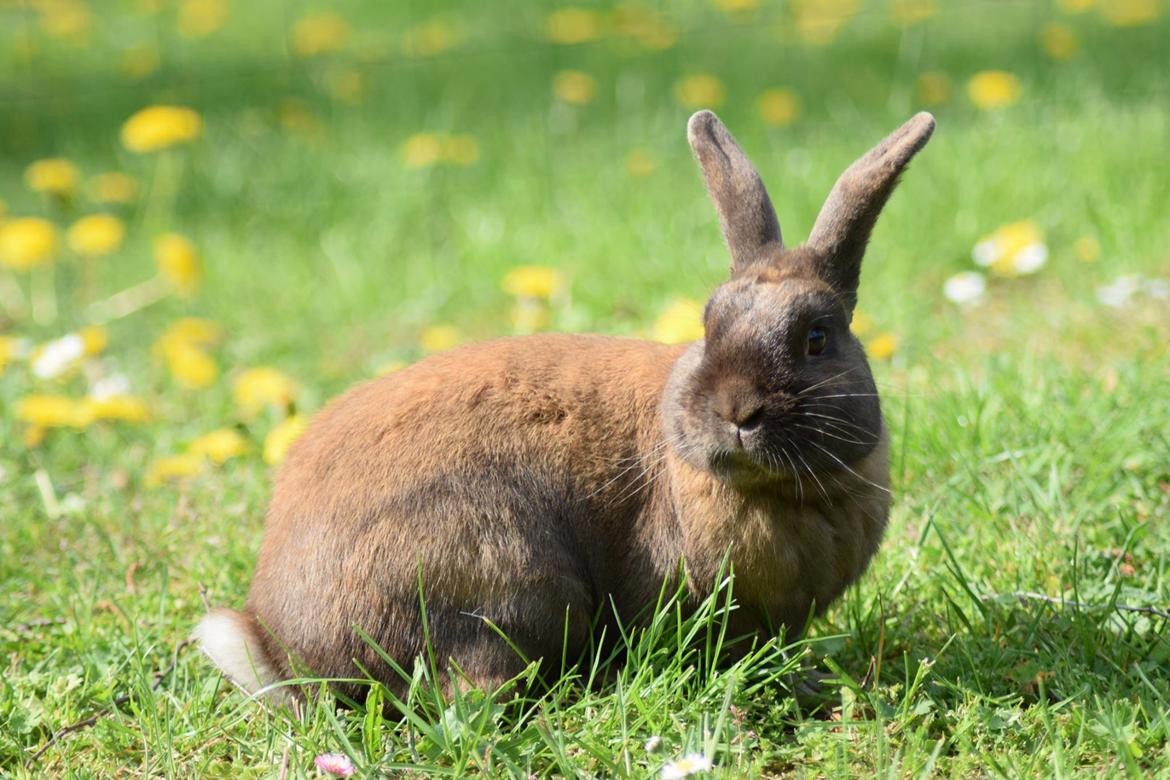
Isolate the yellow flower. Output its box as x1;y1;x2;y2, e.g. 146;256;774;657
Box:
402;133;443;168
164;342;219;388
625;149;656;177
1057;0;1094;10
545;8;603;44
291;11;350;57
418;324;461;353
403;16;462;57
79;325;108;355
234;367;298;414
757;88;800;127
1039;23;1079;60
915;72;951;105
966;71;1021;110
90;172;139;203
610;7;677;50
674;74;725;109
121;45;161;79
188;428;248;463
16;395;89;428
441;135;480;166
973;220;1048;277
26;158;80;197
850;310;875;337
264;414;309;465
650;298;705;344
866;333;898;360
38;0;92;41
1100;0;1160;25
553;70;597;105
155;317;223;353
0;218;58;270
713;0;759;12
121;105;204;152
145;453;204;486
501;265;566;300
791;0;858;45
67;214;125;256
178;0;228;39
83;394;150;423
1074;235;1100;262
891;0;936;26
154;233;202;296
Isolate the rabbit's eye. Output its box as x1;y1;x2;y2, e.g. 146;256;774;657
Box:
807;326;828;356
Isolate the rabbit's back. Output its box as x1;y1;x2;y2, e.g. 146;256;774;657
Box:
244;334;685;692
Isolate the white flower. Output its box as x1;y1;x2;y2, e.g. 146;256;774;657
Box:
90;373;132;400
1011;242;1048;275
1096;275;1143;308
943;271;987;305
661;753;713;779
32;334;85;379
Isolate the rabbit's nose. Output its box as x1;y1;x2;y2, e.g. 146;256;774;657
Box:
712;386;764;447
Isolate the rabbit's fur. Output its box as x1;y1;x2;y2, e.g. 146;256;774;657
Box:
194;110;935;700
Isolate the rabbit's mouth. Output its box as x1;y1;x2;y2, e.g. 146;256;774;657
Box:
708;447;790;487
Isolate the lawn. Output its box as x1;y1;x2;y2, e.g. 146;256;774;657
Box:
2;0;1169;776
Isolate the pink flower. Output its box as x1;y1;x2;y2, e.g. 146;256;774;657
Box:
314;752;356;777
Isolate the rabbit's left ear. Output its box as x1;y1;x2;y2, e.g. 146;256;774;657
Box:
688;110;783;274
807;112;935;311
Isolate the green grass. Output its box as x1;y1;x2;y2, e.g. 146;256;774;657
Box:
2;0;1170;776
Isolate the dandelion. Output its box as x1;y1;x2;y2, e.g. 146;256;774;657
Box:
38;0;92;40
891;0;936;25
651;298;705;344
25;158;80;197
0;218;58;270
674;74;725;109
915;72;951;105
866;333;898;360
553;70;597;105
791;0;858;45
713;0;759;12
121;106;204;153
79;325;108;355
264;414;309;465
660;753;713;779
164;343;219;388
402;133;443;168
625;149;656;177
154;233;202;295
188;428;248;463
90;172;139;204
145;453;204;486
234;367;298;414
1100;0;1160;26
850;309;874;337
67;215;125;257
973;220;1047;277
545;8;603;44
1074;235;1100;262
314;752;356;778
291;11;351;57
1057;0;1094;11
501;265;566;300
441;135;480;166
419;324;461;353
31;334;85;379
757;88;800;127
403;17;462;57
943;271;987;306
83;394;150;423
16;394;89;429
966;71;1021;110
1039;23;1079;59
178;0;228;39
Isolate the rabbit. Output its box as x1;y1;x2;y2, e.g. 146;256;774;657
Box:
194;109;935;702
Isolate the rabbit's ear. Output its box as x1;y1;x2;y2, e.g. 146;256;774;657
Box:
807;112;935;310
688;110;783;274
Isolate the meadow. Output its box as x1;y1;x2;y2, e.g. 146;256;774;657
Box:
2;0;1169;776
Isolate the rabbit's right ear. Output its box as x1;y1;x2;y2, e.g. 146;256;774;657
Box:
688;110;783;274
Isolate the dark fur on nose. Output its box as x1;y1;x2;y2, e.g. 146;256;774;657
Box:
711;378;765;447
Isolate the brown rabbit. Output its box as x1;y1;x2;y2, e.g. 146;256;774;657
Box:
194;110;936;700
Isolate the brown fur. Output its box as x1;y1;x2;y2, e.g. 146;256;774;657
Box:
195;110;934;700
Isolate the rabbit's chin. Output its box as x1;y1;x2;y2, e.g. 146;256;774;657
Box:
704;447;794;489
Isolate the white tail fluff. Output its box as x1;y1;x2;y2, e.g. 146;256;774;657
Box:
192;608;286;702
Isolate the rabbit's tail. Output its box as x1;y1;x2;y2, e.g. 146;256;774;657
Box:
192;608;287;701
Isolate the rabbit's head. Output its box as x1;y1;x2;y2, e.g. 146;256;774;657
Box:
664;111;934;488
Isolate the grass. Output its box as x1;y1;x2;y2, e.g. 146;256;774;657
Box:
2;0;1169;776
